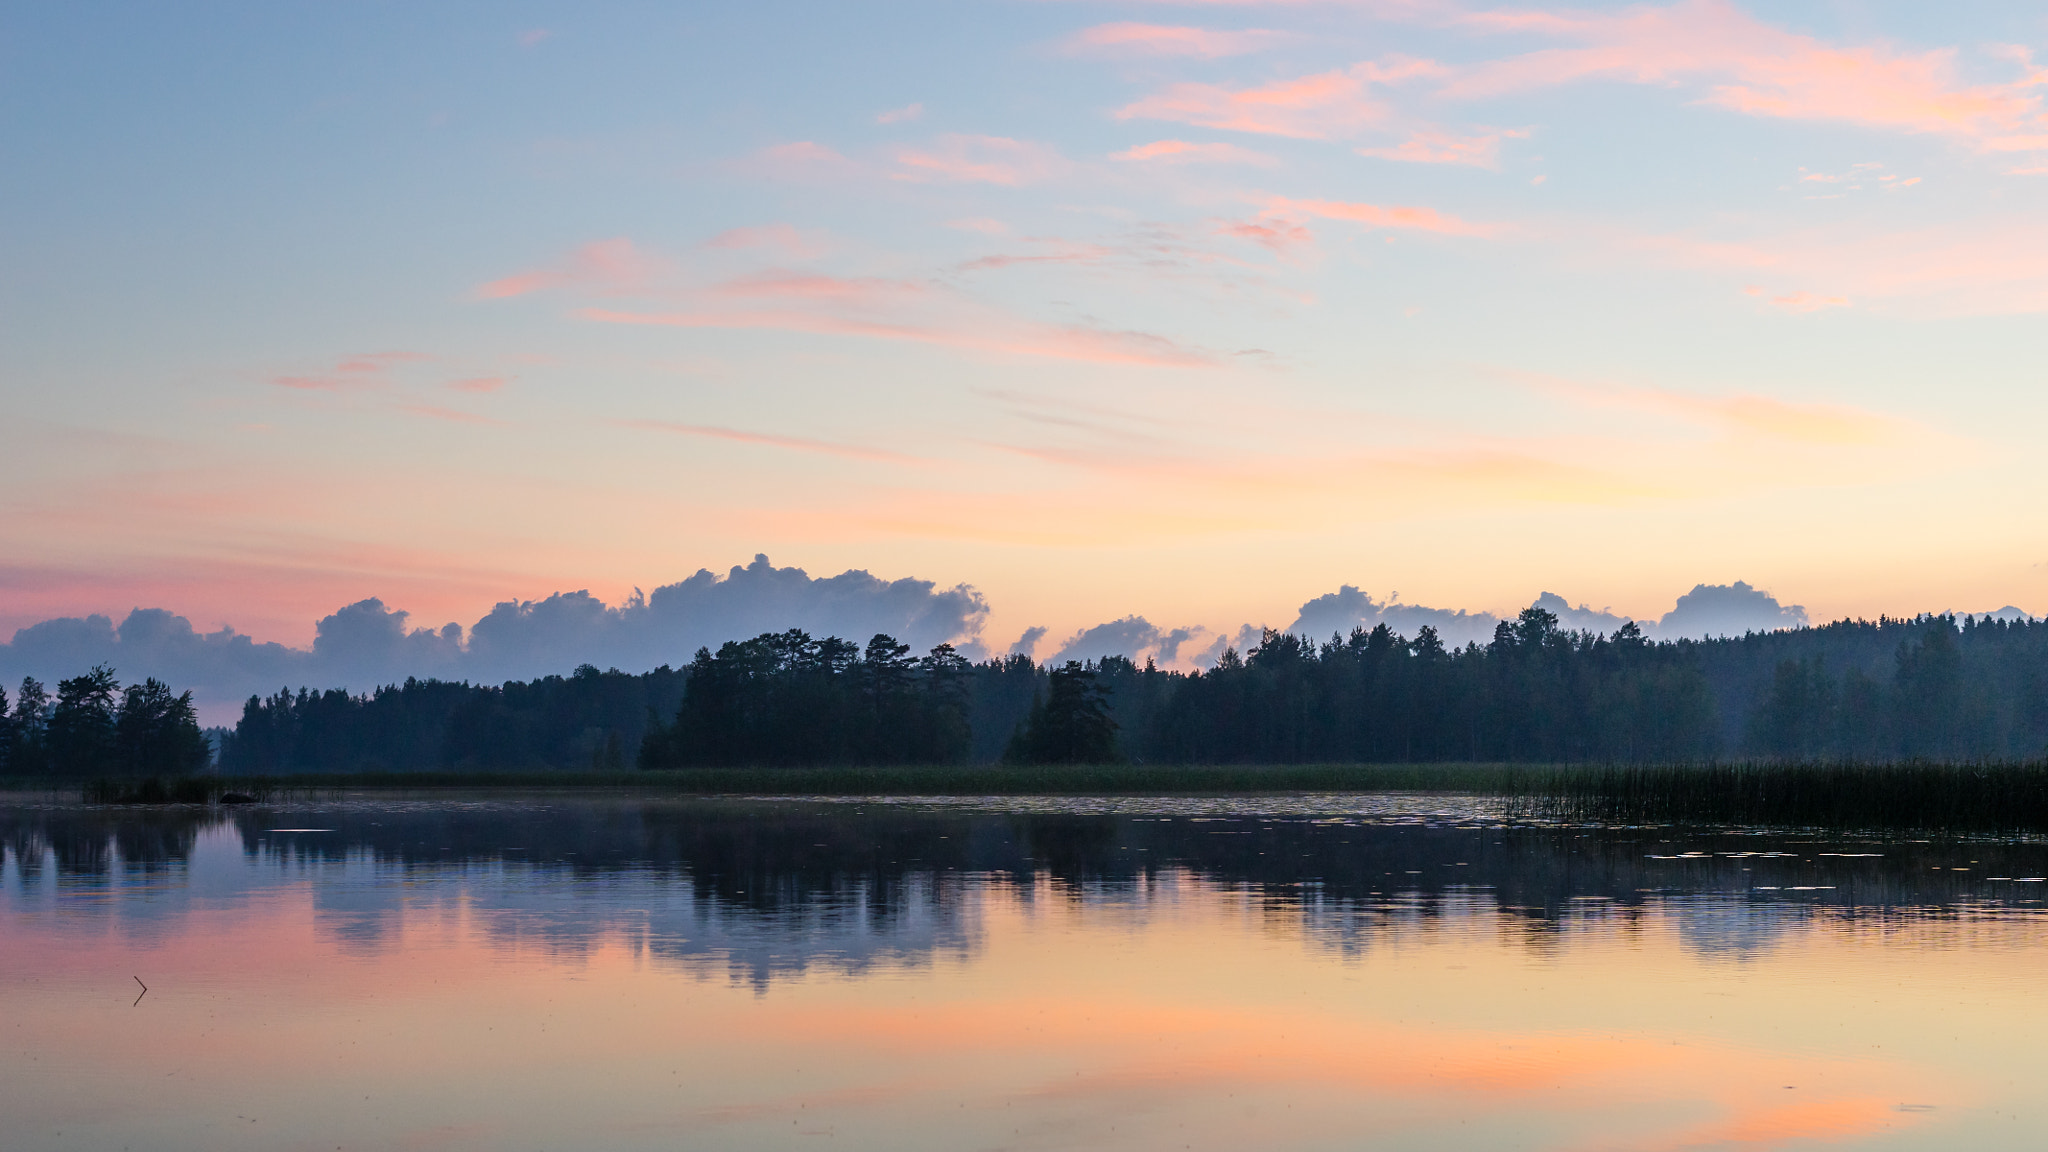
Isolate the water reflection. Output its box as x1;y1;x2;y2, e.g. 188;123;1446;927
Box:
7;795;2048;1151
6;795;2048;976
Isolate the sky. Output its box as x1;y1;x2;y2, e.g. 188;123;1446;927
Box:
4;0;2047;698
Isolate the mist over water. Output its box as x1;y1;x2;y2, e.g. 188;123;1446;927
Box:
5;795;2048;1150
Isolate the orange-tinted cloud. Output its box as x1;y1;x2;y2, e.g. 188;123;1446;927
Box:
1530;376;1910;447
712;270;925;305
474;238;664;300
1065;22;1293;60
893;134;1069;185
701;224;828;259
1261;194;1496;237
740;140;863;183
1116;57;1442;139
1112;138;1278;165
616;419;919;464
1215;217;1316;256
447;377;508;393
581;307;1215;368
1443;0;2048;150
1358;127;1527;168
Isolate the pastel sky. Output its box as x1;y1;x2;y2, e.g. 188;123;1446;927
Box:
5;0;2047;654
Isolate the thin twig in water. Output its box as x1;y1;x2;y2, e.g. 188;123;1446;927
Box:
132;976;148;1007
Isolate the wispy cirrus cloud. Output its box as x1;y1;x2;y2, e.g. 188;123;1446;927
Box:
1539;377;1904;445
270;351;431;392
739;140;864;183
584;306;1215;368
1357;127;1527;168
474;238;666;300
1116;57;1442;139
1095;2;2048;163
1064;23;1294;60
1214;217;1316;256
893;134;1070;185
1112;139;1277;165
1443;0;2048;151
1261;195;1496;237
481;237;1230;369
617;419;919;463
875;102;924;125
702;224;830;259
714;270;927;306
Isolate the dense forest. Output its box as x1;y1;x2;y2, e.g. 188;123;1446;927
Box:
7;609;2046;776
0;666;211;778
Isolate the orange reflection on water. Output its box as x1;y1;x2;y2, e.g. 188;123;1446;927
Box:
0;857;2019;1151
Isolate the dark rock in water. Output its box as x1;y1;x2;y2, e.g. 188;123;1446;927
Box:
219;792;257;805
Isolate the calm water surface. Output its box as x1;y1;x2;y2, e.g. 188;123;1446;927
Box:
4;793;2047;1151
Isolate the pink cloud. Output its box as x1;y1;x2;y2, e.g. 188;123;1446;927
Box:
894;134;1069;185
580;307;1214;368
617;419;918;463
447;377;507;394
739;141;864;183
1215;218;1315;256
1261;195;1496;237
1442;0;2048;150
517;29;553;48
1357;128;1526;168
875;103;924;125
474;238;665;300
1116;58;1442;139
1064;23;1293;60
332;351;430;374
712;270;926;305
701;224;828;259
1111;139;1277;165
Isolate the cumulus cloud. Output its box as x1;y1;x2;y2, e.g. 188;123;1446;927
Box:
1279;582;1804;646
1008;626;1049;659
0;556;989;723
1529;592;1637;636
1286;586;1503;648
1046;615;1203;667
1656;581;1808;639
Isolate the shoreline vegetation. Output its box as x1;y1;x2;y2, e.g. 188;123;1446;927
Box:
9;760;2048;834
7;608;2048;832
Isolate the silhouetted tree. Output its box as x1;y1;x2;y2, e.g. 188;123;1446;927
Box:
1006;661;1119;764
113;678;211;776
48;666;119;778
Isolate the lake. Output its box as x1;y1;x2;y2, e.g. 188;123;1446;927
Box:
4;792;2046;1150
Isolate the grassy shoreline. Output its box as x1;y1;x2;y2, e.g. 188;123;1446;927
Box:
8;761;2048;832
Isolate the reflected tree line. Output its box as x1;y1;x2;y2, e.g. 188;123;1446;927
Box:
5;802;2040;941
8;608;2047;776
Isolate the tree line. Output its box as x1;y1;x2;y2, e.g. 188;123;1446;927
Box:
1;666;211;778
11;608;2047;777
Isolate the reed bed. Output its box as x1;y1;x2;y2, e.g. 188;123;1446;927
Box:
1530;760;2048;833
